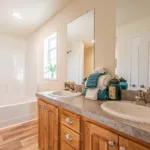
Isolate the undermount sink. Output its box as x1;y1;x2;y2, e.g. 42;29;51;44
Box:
49;90;82;98
101;101;150;124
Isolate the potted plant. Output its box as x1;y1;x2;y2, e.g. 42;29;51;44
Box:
45;64;56;78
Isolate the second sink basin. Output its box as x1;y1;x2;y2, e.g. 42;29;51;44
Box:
101;101;150;124
49;90;82;98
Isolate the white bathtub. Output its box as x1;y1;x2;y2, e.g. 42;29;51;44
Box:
0;99;37;129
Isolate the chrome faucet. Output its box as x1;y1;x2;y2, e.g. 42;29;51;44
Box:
135;90;146;106
64;81;76;92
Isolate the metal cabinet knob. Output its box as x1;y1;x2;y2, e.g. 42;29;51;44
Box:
65;117;73;124
140;85;145;88
108;141;115;147
120;147;126;150
65;134;72;141
44;106;48;110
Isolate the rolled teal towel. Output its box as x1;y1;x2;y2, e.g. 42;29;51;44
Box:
83;87;88;96
120;82;128;90
86;73;103;88
97;89;109;100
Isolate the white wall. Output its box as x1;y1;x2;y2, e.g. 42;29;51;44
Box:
0;34;28;106
28;0;116;91
26;37;38;98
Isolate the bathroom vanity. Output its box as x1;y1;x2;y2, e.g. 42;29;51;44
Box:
36;92;150;150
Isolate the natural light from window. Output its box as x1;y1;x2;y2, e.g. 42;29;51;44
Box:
44;32;57;80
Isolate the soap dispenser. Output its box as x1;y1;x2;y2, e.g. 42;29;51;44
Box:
108;78;121;100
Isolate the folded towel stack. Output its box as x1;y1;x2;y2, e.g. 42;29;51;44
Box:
86;73;103;88
83;69;111;100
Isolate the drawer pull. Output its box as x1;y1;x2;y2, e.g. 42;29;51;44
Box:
65;117;73;124
65;134;73;141
108;141;115;147
120;147;126;150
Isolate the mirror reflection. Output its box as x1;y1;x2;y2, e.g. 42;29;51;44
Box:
116;0;150;91
67;10;95;84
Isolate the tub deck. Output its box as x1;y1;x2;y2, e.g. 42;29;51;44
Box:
0;100;37;129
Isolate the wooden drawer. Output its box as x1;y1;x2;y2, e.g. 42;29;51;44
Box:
61;141;75;150
61;109;80;133
61;125;80;150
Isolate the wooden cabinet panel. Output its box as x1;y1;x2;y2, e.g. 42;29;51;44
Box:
84;121;118;150
61;109;80;133
61;141;75;150
38;100;58;150
61;125;80;150
91;134;108;150
119;136;150;150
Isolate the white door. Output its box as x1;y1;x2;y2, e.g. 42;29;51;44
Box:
130;33;150;91
139;32;150;90
130;37;140;90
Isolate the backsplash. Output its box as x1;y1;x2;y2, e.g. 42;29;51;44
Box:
121;90;150;103
74;84;82;93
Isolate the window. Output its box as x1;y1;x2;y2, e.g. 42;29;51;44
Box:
44;32;57;79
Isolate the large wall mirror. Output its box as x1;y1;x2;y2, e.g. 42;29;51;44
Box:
67;9;95;84
116;0;150;91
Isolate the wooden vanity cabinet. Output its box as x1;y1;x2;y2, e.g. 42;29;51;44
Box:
38;99;150;150
84;121;118;150
119;136;150;150
38;100;58;150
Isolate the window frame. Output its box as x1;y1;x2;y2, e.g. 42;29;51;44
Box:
44;32;57;80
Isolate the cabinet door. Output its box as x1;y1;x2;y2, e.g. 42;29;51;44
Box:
119;137;150;150
38;100;58;150
84;122;118;150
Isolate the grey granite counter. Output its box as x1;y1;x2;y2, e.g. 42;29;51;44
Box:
36;92;150;144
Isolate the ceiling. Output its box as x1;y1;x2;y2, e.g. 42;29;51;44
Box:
1;0;149;37
0;0;71;37
117;0;150;26
67;9;94;47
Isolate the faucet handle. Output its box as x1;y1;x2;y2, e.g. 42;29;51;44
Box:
137;90;145;97
135;90;146;105
137;90;142;96
135;96;141;101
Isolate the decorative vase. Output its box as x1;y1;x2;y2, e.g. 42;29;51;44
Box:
51;72;54;78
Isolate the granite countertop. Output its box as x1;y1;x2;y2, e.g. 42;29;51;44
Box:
36;91;150;144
